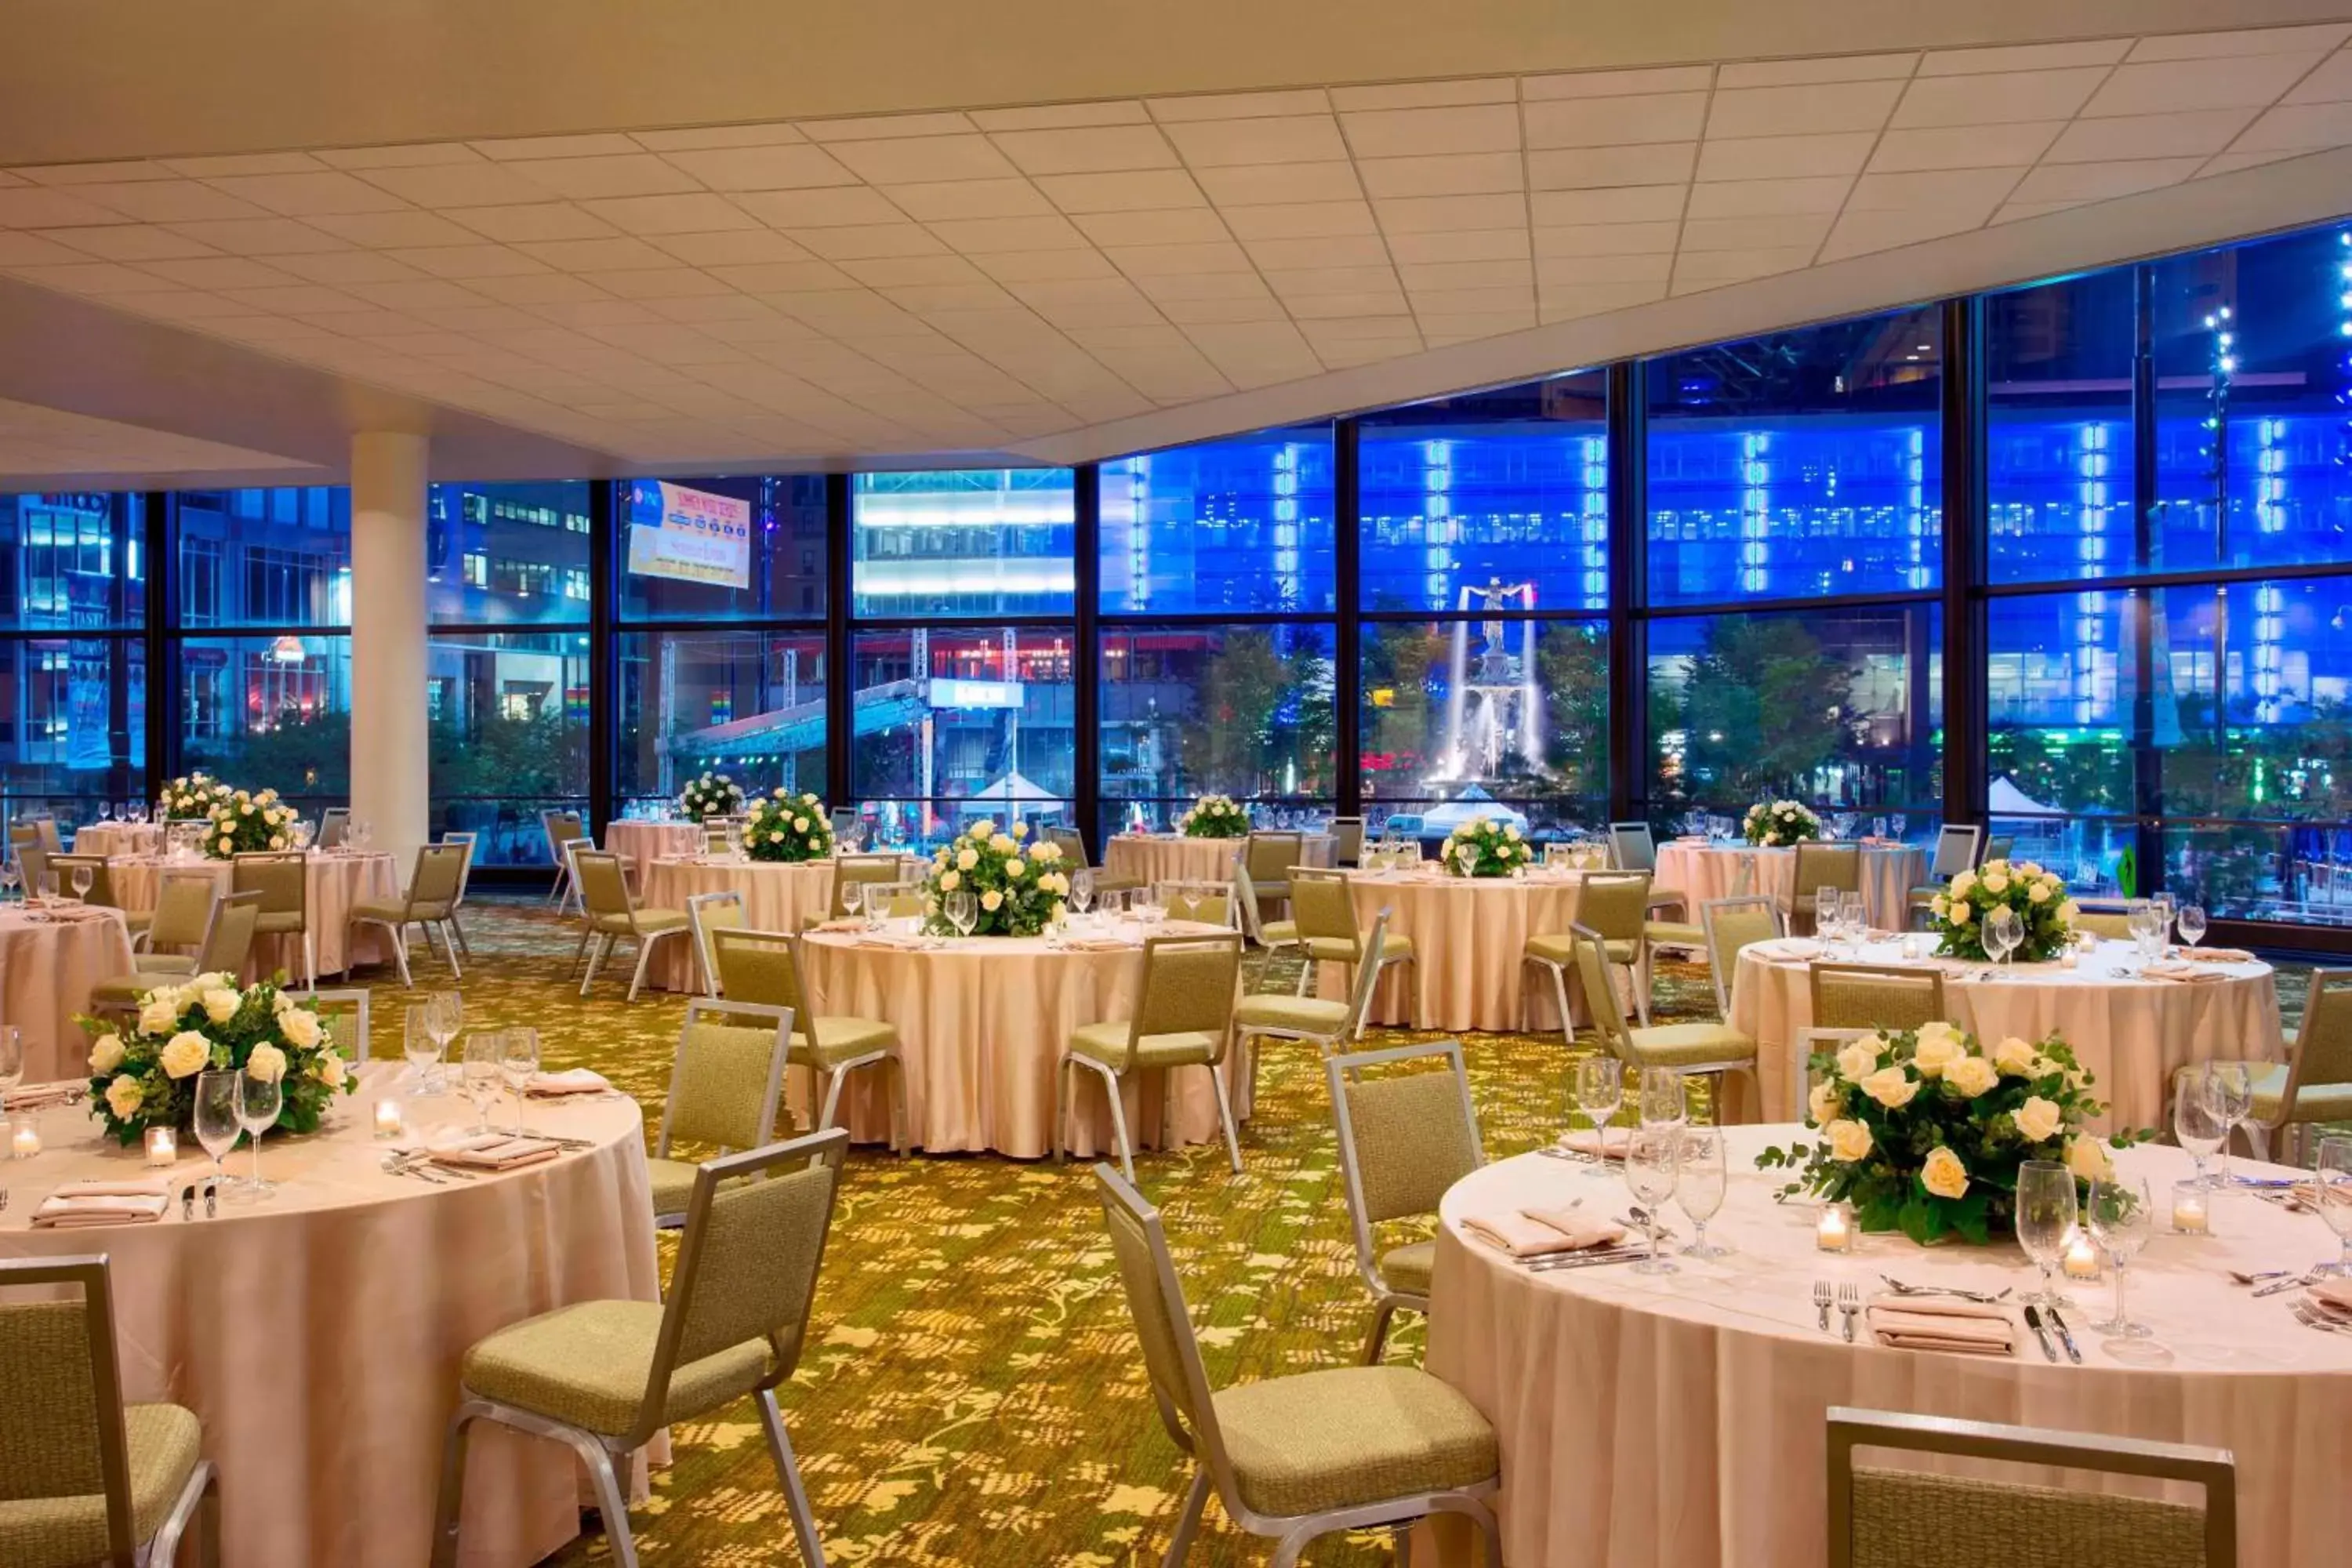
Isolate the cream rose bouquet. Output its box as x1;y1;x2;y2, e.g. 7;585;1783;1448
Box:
202;787;299;860
924;818;1069;937
159;771;233;822
1176;794;1249;839
677;771;746;823
1443;815;1532;878
1758;1023;2146;1245
1929;855;2078;963
1741;799;1822;847
76;976;353;1146
742;789;833;864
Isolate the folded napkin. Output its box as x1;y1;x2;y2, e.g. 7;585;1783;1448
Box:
1462;1207;1628;1258
428;1133;563;1172
2309;1279;2352;1315
810;917;866;933
1063;935;1137;953
1556;1127;1634;1160
2176;946;2256;964
2143;960;2228;983
1865;1294;2016;1356
33;1176;175;1229
857;931;935;950
1759;938;1824;961
1674;834;1708;844
2;1082;79;1112
526;1069;612;1098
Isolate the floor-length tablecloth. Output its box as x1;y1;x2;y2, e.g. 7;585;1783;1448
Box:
0;1067;661;1568
108;851;402;978
0;906;135;1081
1729;936;2284;1131
1424;1129;2349;1568
1653;841;1926;931
1311;870;1593;1032
1102;833;1335;889
639;858;891;991
71;822;164;858
797;923;1247;1156
605;821;702;883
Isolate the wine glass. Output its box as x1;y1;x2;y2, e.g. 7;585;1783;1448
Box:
194;1070;241;1194
945;889;978;941
1069;869;1094;917
1843;891;1871;943
70;863;93;905
2125;898;2158;962
499;1028;540;1137
2177;903;2208;950
1624;1127;1679;1276
2316;1136;2352;1279
0;1025;21;1103
2085;1174;2153;1338
1573;1057;1623;1180
0;858;18;905
1813;884;1840;942
426;991;463;1091
1637;1066;1687;1129
2172;1068;2226;1189
2203;1062;2252;1186
232;1068;281;1203
1988;906;2024;968
402;1003;442;1091
858;880;886;932
461;1033;503;1134
2015;1160;2077;1307
1676;1126;1730;1259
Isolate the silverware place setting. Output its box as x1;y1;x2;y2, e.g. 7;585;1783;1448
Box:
1837;1283;1860;1341
2290;1299;2352;1336
1813;1279;1833;1332
2252;1271;2325;1298
1878;1275;2013;1305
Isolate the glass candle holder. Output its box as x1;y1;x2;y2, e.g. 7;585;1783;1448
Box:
2170;1179;2212;1236
10;1119;41;1160
143;1125;178;1167
1815;1200;1856;1254
2062;1227;2103;1279
373;1097;406;1140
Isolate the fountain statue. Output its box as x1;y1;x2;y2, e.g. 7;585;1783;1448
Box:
1438;577;1544;783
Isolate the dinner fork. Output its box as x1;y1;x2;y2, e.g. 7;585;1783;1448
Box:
1879;1275;2013;1305
1813;1279;1833;1333
2290;1300;2352;1336
1838;1282;1860;1342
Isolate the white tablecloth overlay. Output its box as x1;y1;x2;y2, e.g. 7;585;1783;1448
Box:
604;821;703;884
1310;869;1597;1032
1654;841;1927;932
0;907;136;1082
108;852;402;978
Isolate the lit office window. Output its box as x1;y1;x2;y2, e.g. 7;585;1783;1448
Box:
851;469;1074;619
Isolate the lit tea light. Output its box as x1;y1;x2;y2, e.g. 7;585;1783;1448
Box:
1816;1201;1855;1254
2058;948;2078;971
10;1123;41;1160
373;1098;406;1139
143;1126;178;1167
2062;1229;2101;1279
2172;1181;2210;1236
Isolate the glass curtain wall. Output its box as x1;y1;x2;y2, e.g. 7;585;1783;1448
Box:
0;492;146;830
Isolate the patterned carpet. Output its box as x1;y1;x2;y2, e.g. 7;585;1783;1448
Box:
391;896;2313;1567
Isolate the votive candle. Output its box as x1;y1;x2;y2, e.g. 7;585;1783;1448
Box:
2172;1181;2211;1236
1816;1201;1855;1254
2062;1229;2102;1279
374;1098;406;1139
143;1125;177;1167
10;1122;40;1160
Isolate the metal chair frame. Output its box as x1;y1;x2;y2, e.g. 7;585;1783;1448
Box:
1054;932;1244;1185
1238;913;1392;1112
1700;894;1785;1018
686;889;747;996
710;927;909;1154
438;830;478;957
572;848;693;1002
232;848;317;989
649;996;796;1226
296;986;374;1066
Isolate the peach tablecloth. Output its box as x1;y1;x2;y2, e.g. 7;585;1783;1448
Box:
640;857;923;992
1425;1129;2350;1568
797;921;1247;1156
0;906;135;1081
605;820;702;882
0;1066;661;1568
1311;869;1593;1031
108;851;401;979
1102;833;1335;888
71;822;164;858
1729;936;2284;1131
1653;840;1926;930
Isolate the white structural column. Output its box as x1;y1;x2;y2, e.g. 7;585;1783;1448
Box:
349;432;430;867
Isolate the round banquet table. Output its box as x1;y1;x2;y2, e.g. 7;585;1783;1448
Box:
108;851;401;980
638;856;919;992
71;822;164;858
604;819;702;883
0;905;136;1082
796;920;1249;1156
1102;832;1336;888
1312;869;1595;1033
1730;935;2284;1132
1653;840;1926;931
0;1065;661;1568
1422;1128;2350;1568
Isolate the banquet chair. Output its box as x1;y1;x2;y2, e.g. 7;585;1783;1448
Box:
1092;1161;1504;1568
16;833;54;899
47;853;121;913
432;1129;849;1568
87;893;264;1013
232;850;315;989
1243;831;1304;926
347;842;470;988
1236;913;1392;1109
131;871;219;967
1055;931;1244;1184
644;996;797;1226
687;890;746;996
1786;842;1861;937
0;1255;222;1568
2074;902;2134;940
1329;815;1365;868
1904;825;1982;927
702;822;734;857
829;807;858;840
1527;871;1653;1033
1045;827;1142;899
1825;1407;2235;1568
31;815;64;853
1701;895;1784;1018
710;926;909;1154
437;831;478;957
1607;821;1657;873
1155;880;1236;929
1325;1038;1485;1365
1980;835;2013;866
2239;967;2352;1166
1809;963;1947;1034
316;806;350;851
573;849;693;1003
1291;867;1414;1007
1232;860;1304;962
823;853;909;924
543;811;588;913
1571;923;1759;1115
296;987;372;1065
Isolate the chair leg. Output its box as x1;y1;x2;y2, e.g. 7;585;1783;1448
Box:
580;933;615;997
428;1401;483;1568
571;924;594;978
580;1445;641;1568
625;935;657;1003
1545;960;1574;1048
303;931;318;992
1162;1467;1211;1566
1093;1060;1137;1185
1633;950;1652;1028
757;1387;828;1566
1051;1055;1071;1165
197;1465;223;1567
818;1066;848;1134
441;920;463;979
383;920;412;989
1272;1526;1320;1568
887;1054;911;1155
450;910;472;957
1207;1060;1242;1174
1360;1298;1398;1365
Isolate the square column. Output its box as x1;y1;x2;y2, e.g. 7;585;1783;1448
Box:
350;432;430;868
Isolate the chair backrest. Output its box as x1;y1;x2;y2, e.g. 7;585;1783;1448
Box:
688;891;749;994
32;816;63;852
1569;924;1636;1058
635;1128;849;1446
1826;1406;2235;1568
1577;870;1653;944
829;808;858;839
1608;821;1657;872
197;891;265;975
657;996;794;1157
298;987;372;1065
317;806;351;850
439;831;477;902
2073;902;2132;940
1229;858;1272;943
1044;826;1089;870
710;926;808;1018
1701;895;1783;1018
831;854;906;917
1115;933;1243;1068
1092;1163;1232;1490
573;849;634;921
1790;842;1862;902
1341;913;1393;1046
49;853;116;909
0;1254;145;1564
147;872;220;953
405;842;469;909
703;826;732;855
1330;815;1365;867
543;810;586;853
1154;879;1235;929
1289;866;1359;948
1809;963;1947;1033
1243;831;1301;886
2279;967;2352;1121
1928;824;1981;880
1326;1039;1484;1240
231;851;307;919
1980;835;2013;866
19;838;52;895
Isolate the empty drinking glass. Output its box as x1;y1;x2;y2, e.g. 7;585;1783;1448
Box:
499;1028;540;1136
70;863;93;904
1624;1128;1679;1276
945;890;978;940
1843;890;1870;942
461;1033;503;1133
2317;1136;2352;1278
232;1067;281;1203
2015;1160;2077;1306
402;1004;442;1090
1676;1126;1730;1258
194;1070;241;1194
1069;870;1094;917
2204;1062;2252;1185
1637;1067;1688;1129
2176;904;2208;949
0;1025;20;1102
2085;1174;2153;1338
1814;885;1841;942
2172;1068;2226;1189
425;992;463;1091
1573;1057;1623;1180
1984;906;2024;968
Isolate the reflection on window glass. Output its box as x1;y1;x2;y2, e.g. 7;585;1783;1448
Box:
1647;309;1942;605
1647;606;1941;831
851;626;1074;846
1987;270;2136;585
172;488;346;630
617;474;827;621
428;631;589;865
1359;372;1608;613
0;492;146;633
1359;619;1607;836
852;469;1073;618
178;632;350;803
427;481;592;626
1099;429;1333;614
1098;623;1334;833
0;636;144;821
615;631;825;804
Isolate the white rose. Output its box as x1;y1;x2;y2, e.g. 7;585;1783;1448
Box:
1951;870;1975;897
807;837;821;850
768;831;786;844
245;1042;288;1084
279;1008;322;1049
1859;1065;1918;1109
793;817;809;832
1806;1080;1842;1125
201;988;241;1024
269;835;285;850
2057;901;2083;924
89;1033;125;1074
2027;881;2052;902
317;1052;347;1088
218;837;234;854
104;1075;143;1120
1005;858;1026;879
1835;1035;1886;1083
991;833;1016;855
1945;1055;1998;1098
1826;1118;1874;1162
2064;1136;2113;1183
2012;1095;2065;1144
240;803;254;816
1921;1145;1970;1200
957;848;979;871
1033;842;1062;862
1992;1036;2038;1076
939;870;961;891
1504;825;1521;840
1930;894;1950;917
1981;872;2009;895
980;889;1004;912
970;820;996;840
1911;1029;1966;1079
139;996;182;1035
160;1030;212;1079
1950;902;1973;924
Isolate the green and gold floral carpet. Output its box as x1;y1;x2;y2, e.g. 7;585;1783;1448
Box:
388;898;2314;1566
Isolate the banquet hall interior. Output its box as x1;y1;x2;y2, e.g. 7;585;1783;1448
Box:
5;3;2352;1566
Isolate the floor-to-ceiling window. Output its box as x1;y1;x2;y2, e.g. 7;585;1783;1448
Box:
0;492;145;829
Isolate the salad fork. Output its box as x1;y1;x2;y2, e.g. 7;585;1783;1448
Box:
1838;1283;1860;1342
1813;1279;1833;1333
2291;1300;2351;1336
1878;1276;2012;1305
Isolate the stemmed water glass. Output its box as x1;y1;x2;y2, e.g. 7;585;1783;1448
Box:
2177;903;2208;951
2125;898;2159;964
0;1025;21;1103
2015;1160;2077;1306
1813;885;1841;944
945;890;978;942
231;1069;281;1203
426;992;463;1091
1573;1057;1622;1178
858;881;886;932
1638;1066;1687;1129
70;863;94;905
0;857;18;906
2085;1174;2153;1338
2204;1062;2252;1186
1843;891;1871;943
1984;906;2024;971
194;1071;241;1195
461;1033;503;1134
2172;1068;2227;1189
1624;1127;1679;1276
1069;870;1094;918
2314;1136;2352;1278
402;1003;442;1091
1676;1126;1730;1259
499;1028;540;1137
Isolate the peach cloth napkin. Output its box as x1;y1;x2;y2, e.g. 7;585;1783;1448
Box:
525;1069;612;1097
3;1082;81;1112
857;931;936;950
2177;946;2256;964
1063;935;1137;953
811;917;866;933
428;1133;563;1173
2143;960;2229;983
1463;1207;1628;1259
34;1174;175;1228
1557;1127;1634;1160
2308;1279;2352;1315
1864;1294;2016;1355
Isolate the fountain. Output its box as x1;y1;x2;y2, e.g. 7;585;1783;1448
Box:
1437;578;1544;784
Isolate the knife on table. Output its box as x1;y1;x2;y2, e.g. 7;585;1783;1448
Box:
2022;1304;2060;1363
2044;1305;2083;1363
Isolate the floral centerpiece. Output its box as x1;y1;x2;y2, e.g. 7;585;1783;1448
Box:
203;788;299;860
677;771;746;823
159;771;233;822
1929;856;2078;963
1742;799;1822;847
743;789;834;863
925;819;1069;936
1176;794;1249;839
78;976;353;1147
1758;1023;2145;1244
1442;816;1533;878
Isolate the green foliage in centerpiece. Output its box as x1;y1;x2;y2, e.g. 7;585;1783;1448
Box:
677;771;746;823
78;976;354;1146
1758;1023;2147;1245
159;771;233;822
1741;799;1821;847
1929;856;2079;963
924;819;1069;936
1177;794;1249;839
742;789;835;863
1441;815;1532;878
202;788;300;859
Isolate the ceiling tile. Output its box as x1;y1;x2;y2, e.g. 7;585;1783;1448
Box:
1148;89;1332;122
0;231;99;267
500;155;702;200
2126;24;2351;62
1818;206;1988;260
630;122;805;153
1129;270;1275;303
825;135;1019;184
705;260;859;291
100;288;260;321
341;278;496;310
1071;208;1232;246
470;133;643;161
1154;293;1288;324
1717;53;1916;88
968;101;1149;132
2285;49;2352;103
1356;151;1523;199
1031;169;1207;213
1522;92;1708;149
509;234;674;270
0;187;138;227
730;187;904;227
799;112;977;142
1845;166;2026;212
12;160;176;186
2085;55;2325;116
970;249;1122;283
444;203;622;243
1670;244;1815;288
1694;131;1876;180
2197;147;2309;176
1891;67;2109;129
644;229;815;267
1526;143;1696;189
385;244;555;278
1339;104;1521;158
1523;64;1713;100
1679;212;1834;252
923;213;1090;252
878;281;1022;314
203;171;412;216
575;267;735;299
1534;221;1679;256
161;152;326;178
459;271;619;307
1220;201;1379;240
1383;228;1528;264
304;209;485;248
1372;192;1526;232
580;193;762;234
1287;290;1410;319
1682;175;1851;218
1329;78;1515;111
883;178;1053;221
1526;185;1685;226
135;255;304;290
1536;252;1673;284
1867;122;2064;172
214;282;372;314
2231;100;2352;152
67;181;274;224
1917;38;2131;75
35;224;221;262
347;162;556;208
1538;280;1671;319
1396;257;1532;290
837;254;988;288
1707;80;1906;139
1245;234;1393;270
2045;109;2259;163
156;218;349;255
1192;162;1363;205
2006;157;2205;203
1102;239;1254;275
4;260;170;296
1163;116;1349;167
786;223;949;260
653;144;858;192
991;126;1181;176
